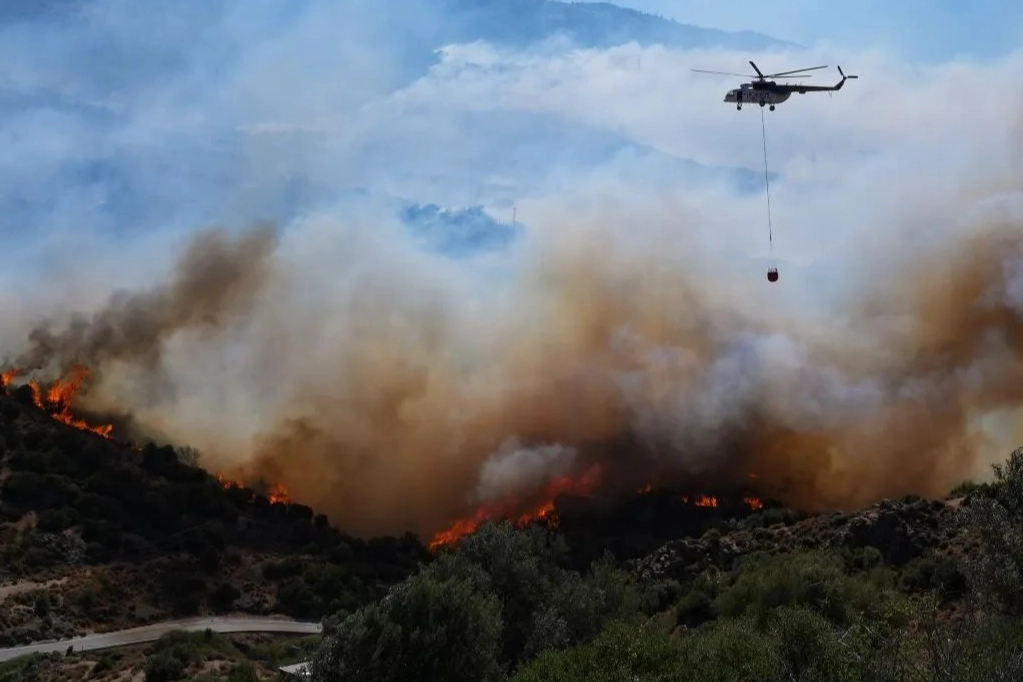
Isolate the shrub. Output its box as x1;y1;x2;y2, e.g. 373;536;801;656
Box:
420;522;648;667
714;551;901;628
898;555;968;603
677;617;781;681
959;445;1023;615
209;583;241;612
310;573;504;682
675;574;718;629
143;653;185;682
36;507;80;533
512;621;683;682
227;662;260;682
263;557;305;581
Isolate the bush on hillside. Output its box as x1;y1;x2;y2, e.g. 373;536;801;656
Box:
511;621;689;682
959;445;1023;616
310;522;655;681
310;572;505;682
712;550;902;628
421;522;652;666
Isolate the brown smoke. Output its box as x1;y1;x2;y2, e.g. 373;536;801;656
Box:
2;223;278;410
215;211;1023;539
5;206;1023;541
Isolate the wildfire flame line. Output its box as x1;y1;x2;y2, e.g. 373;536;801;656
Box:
428;476;765;551
1;364;113;438
216;472;291;505
5;369;767;540
427;464;602;551
3;367;294;504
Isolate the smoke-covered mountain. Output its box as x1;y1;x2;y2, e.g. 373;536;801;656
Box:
350;109;775;203
0;1;792;86
431;0;794;51
0;0;794;265
368;0;795;88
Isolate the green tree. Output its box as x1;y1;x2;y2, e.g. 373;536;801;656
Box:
227;662;261;682
33;593;51;618
143;653;185;682
960;445;1023;616
310;572;504;682
676;617;782;682
834;597;1023;682
713;550;899;628
420;522;648;667
512;621;685;682
766;606;851;682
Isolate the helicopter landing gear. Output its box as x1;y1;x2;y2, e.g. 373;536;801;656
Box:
737;104;742;110
769;105;775;111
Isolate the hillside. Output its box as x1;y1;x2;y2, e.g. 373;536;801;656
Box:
0;378;428;654
304;465;1023;681
435;0;794;51
5;368;1020;681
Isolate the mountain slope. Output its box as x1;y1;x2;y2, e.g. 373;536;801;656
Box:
2;0;793;52
437;0;795;51
353;0;796;92
0;380;428;648
346;109;773;209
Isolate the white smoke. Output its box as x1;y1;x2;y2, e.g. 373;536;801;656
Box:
476;439;579;503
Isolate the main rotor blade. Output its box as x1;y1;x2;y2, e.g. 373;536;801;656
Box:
691;69;755;77
766;64;829;77
749;61;764;77
770;74;813;79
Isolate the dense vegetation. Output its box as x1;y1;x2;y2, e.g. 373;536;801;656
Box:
0;383;427;644
4;377;1023;680
309;449;1023;681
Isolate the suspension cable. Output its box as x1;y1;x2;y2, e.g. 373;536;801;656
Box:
759;106;774;257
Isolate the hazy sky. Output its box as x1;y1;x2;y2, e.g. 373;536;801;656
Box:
0;0;1020;308
602;0;1023;60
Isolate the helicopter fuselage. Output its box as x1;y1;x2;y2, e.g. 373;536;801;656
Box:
724;82;793;110
695;62;856;111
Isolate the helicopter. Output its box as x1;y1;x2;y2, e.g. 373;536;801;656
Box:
691;61;858;110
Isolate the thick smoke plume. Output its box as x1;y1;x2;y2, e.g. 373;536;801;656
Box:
5;204;1023;541
201;206;1023;538
4;224;278;394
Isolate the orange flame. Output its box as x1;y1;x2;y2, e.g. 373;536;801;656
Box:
39;366;113;438
3;364;113;438
744;496;764;510
0;369;19;388
216;472;291;505
268;482;290;504
680;494;719;508
428;464;602;551
217;472;239;489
